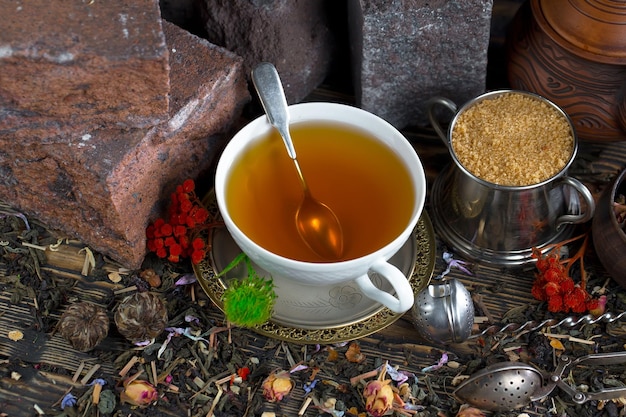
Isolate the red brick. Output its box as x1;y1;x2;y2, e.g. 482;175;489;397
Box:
0;22;250;268
0;0;170;139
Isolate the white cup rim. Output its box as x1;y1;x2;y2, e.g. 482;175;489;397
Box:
215;102;426;270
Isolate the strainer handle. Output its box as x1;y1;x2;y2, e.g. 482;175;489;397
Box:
544;352;626;404
569;386;626;404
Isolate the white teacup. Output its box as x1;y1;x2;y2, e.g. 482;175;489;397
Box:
215;102;426;314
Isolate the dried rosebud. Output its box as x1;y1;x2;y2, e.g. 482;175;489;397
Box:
262;370;294;402
345;342;366;363
456;404;486;417
58;302;109;352
363;366;395;417
114;292;168;344
120;379;158;407
587;294;607;316
139;269;161;288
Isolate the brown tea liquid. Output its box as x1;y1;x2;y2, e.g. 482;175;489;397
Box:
226;121;415;262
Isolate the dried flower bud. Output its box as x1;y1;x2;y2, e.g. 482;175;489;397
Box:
58;302;109;352
363;366;395;417
114;292;168;344
456;404;486;417
262;370;293;402
120;379;158;407
345;342;366;363
588;294;607;316
139;269;161;288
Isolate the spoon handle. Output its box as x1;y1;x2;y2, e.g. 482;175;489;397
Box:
251;62;297;159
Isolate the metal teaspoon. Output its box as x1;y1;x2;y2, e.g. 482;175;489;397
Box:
251;62;344;260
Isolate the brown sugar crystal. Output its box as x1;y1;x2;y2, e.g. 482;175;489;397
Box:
451;93;574;186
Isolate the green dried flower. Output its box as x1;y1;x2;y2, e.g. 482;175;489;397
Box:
219;253;276;327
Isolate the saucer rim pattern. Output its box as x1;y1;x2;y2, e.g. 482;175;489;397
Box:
192;190;436;344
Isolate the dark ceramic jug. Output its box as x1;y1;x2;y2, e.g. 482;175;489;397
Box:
507;0;626;142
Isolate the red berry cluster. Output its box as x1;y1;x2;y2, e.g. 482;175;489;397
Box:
146;179;212;264
530;234;599;314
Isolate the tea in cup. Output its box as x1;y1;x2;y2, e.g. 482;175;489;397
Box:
215;102;426;314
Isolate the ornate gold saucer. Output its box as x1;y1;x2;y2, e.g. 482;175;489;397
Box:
193;190;435;344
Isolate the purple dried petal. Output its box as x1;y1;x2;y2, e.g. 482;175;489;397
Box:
89;378;107;386
421;352;448;372
175;273;197;286
290;364;308;373
442;251;454;263
0;210;30;231
449;259;473;276
185;315;200;325
385;363;415;385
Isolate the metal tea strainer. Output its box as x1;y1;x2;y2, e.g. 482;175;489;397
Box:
412;278;474;344
453;351;626;412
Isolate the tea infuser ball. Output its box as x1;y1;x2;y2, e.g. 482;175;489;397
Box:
412;278;474;344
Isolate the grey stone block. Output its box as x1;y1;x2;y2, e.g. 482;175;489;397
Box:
349;0;493;128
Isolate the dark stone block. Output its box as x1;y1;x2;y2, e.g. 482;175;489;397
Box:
198;0;334;103
349;0;493;128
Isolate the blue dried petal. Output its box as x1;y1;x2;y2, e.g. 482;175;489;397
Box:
61;393;77;409
303;379;318;394
89;378;107;386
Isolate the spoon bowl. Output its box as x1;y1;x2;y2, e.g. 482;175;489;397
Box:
295;191;344;260
252;62;344;260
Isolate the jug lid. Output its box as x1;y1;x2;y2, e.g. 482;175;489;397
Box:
532;0;626;64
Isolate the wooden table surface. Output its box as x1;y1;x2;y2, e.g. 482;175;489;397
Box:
0;88;625;417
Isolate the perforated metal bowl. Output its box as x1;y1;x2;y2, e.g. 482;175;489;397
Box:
412;278;474;344
453;362;543;412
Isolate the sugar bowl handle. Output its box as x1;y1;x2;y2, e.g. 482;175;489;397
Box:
555;176;596;229
427;96;458;149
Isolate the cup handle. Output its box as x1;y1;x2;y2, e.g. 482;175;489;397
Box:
427;96;458;149
555;176;596;229
354;260;414;314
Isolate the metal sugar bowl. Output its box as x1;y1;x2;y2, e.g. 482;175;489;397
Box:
428;90;595;266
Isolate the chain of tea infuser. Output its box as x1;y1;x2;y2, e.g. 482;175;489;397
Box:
469;310;626;339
